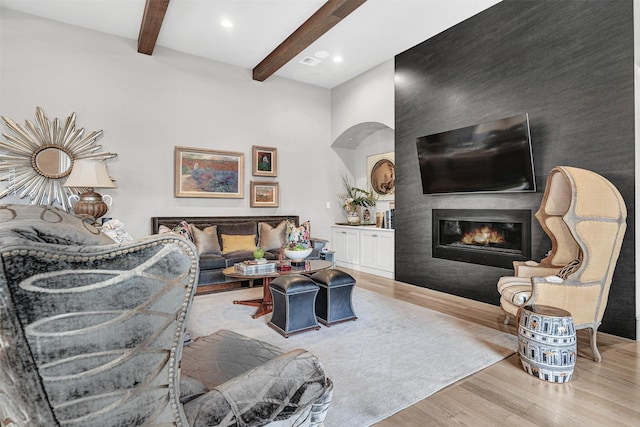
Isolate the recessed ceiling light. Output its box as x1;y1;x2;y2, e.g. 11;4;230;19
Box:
315;51;330;59
333;56;343;63
221;19;233;28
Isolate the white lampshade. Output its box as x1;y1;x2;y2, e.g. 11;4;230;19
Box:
63;159;116;189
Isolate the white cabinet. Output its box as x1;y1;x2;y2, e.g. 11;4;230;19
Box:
330;225;394;278
332;227;359;265
359;228;394;274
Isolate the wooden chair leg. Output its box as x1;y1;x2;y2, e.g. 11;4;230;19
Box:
589;327;602;362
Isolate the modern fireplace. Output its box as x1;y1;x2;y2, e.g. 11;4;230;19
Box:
432;209;531;269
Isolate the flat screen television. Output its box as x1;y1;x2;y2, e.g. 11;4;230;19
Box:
416;113;536;195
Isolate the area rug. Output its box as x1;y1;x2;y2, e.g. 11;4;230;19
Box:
186;286;517;426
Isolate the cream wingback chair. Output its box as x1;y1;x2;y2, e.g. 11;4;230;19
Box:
497;166;627;362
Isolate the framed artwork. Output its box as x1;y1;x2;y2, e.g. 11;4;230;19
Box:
252;145;277;177
367;152;395;201
250;181;279;207
174;146;244;198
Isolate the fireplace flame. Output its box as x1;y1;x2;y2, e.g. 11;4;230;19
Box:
461;226;505;245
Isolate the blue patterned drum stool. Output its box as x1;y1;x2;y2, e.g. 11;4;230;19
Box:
518;304;577;383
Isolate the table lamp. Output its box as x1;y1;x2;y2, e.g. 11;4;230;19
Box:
63;159;116;221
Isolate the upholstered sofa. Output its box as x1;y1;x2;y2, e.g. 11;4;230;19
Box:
151;216;322;293
0;205;332;426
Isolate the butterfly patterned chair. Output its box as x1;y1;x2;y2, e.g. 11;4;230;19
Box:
497;166;627;362
0;205;332;426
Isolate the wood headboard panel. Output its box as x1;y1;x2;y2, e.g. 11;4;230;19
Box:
151;216;299;234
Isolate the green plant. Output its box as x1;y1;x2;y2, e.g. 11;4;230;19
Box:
339;175;377;208
286;242;308;251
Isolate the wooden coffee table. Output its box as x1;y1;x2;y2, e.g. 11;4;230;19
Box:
224;259;332;319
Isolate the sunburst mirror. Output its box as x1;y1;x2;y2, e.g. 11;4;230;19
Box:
0;107;116;211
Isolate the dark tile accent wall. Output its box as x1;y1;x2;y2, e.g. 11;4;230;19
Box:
394;0;635;338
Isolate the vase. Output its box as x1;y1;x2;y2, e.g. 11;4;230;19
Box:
345;204;360;225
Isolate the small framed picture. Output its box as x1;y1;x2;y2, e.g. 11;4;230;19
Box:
367;152;395;200
250;181;279;207
252;145;277;177
175;146;244;198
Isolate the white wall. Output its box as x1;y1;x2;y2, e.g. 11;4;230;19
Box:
330;60;396;213
0;8;342;241
331;60;395;142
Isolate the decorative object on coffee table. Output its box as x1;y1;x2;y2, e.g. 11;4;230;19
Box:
285;219;315;265
518;304;576;383
253;246;265;260
284;246;313;261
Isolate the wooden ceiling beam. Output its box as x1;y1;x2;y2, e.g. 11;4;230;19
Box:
252;0;367;82
138;0;170;55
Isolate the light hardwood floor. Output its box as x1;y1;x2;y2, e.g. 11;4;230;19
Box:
340;268;640;426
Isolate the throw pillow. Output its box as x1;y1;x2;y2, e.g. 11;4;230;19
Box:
221;234;257;254
286;220;310;248
167;220;194;242
258;221;287;251
557;258;581;279
158;225;173;234
191;225;222;256
203;226;218;235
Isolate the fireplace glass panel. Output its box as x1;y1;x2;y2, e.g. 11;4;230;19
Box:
439;220;524;255
432;209;531;269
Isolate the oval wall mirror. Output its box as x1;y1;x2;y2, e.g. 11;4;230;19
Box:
33;146;73;178
0;107;116;210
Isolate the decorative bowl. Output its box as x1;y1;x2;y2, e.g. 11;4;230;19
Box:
284;248;313;261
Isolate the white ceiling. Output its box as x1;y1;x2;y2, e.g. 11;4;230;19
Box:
0;0;500;89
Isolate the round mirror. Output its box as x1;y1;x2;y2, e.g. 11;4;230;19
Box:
370;158;395;195
33;146;72;178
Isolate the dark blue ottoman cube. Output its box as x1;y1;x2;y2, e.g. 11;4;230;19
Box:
311;269;357;326
268;275;320;338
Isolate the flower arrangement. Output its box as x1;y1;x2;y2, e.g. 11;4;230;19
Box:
338;175;378;210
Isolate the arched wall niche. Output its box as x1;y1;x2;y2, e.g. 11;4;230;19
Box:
331;121;395;209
